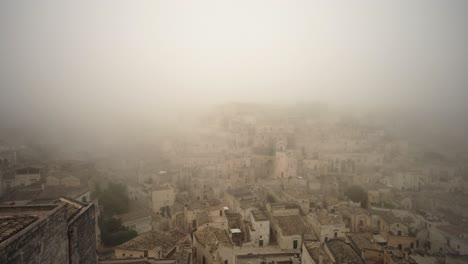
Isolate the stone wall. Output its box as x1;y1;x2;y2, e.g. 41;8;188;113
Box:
0;205;69;264
68;203;98;264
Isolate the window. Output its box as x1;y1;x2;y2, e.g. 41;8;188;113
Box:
293;240;298;249
398;244;402;250
81;196;87;203
259;240;264;247
410;242;414;249
397;231;402;236
325;237;328;242
334;232;338;238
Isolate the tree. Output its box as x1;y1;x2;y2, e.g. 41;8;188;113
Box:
345;185;368;208
99;183;130;216
99;217;137;246
97;183;135;246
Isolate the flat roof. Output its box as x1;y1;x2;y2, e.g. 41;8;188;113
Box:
274;215;311;236
252;210;268;221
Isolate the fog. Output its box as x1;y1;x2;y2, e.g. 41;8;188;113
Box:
2;2;468;260
1;0;468;153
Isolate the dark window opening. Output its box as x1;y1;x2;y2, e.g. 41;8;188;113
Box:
293;240;298;249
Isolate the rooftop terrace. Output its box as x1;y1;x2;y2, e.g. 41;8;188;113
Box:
0;204;57;243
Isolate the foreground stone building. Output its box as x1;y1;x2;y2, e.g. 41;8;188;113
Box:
0;197;97;264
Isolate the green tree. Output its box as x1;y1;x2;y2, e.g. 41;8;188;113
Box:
345;185;368;208
99;217;137;246
99;183;129;216
98;183;135;246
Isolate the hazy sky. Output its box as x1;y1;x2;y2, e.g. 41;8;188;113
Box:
0;0;467;140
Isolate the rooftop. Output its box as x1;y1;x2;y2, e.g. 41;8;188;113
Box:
274;215;311;236
252;210;268;221
196;211;210;226
226;187;254;200
385;249;416;264
348;234;377;251
194;226;233;248
270;202;300;211
315;214;343;225
303;241;333;264
337;206;369;217
326;239;364;264
0;204;58;243
239;200;260;210
226;212;242;229
117;229;188;253
437;225;466;237
371;209;403;225
0;215;38;243
236;253;300;264
59;197;87;222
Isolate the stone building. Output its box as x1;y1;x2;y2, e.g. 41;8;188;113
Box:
325;239;364;264
271;215;313;251
248;210;270;247
0;197;97;264
274;150;297;179
308;213;349;243
347;234;384;263
335;206;371;233
266;202;301;217
383;249;416;264
151;185;176;215
224;187;260;220
426;224;468;255
114;229;189;259
302;241;332;264
45;172;81;187
10;166;41;188
193;226;234;264
371;210;409;239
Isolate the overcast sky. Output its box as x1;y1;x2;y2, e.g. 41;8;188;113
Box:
0;0;467;145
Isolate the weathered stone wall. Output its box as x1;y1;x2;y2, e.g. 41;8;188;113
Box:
0;206;69;264
69;203;98;264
